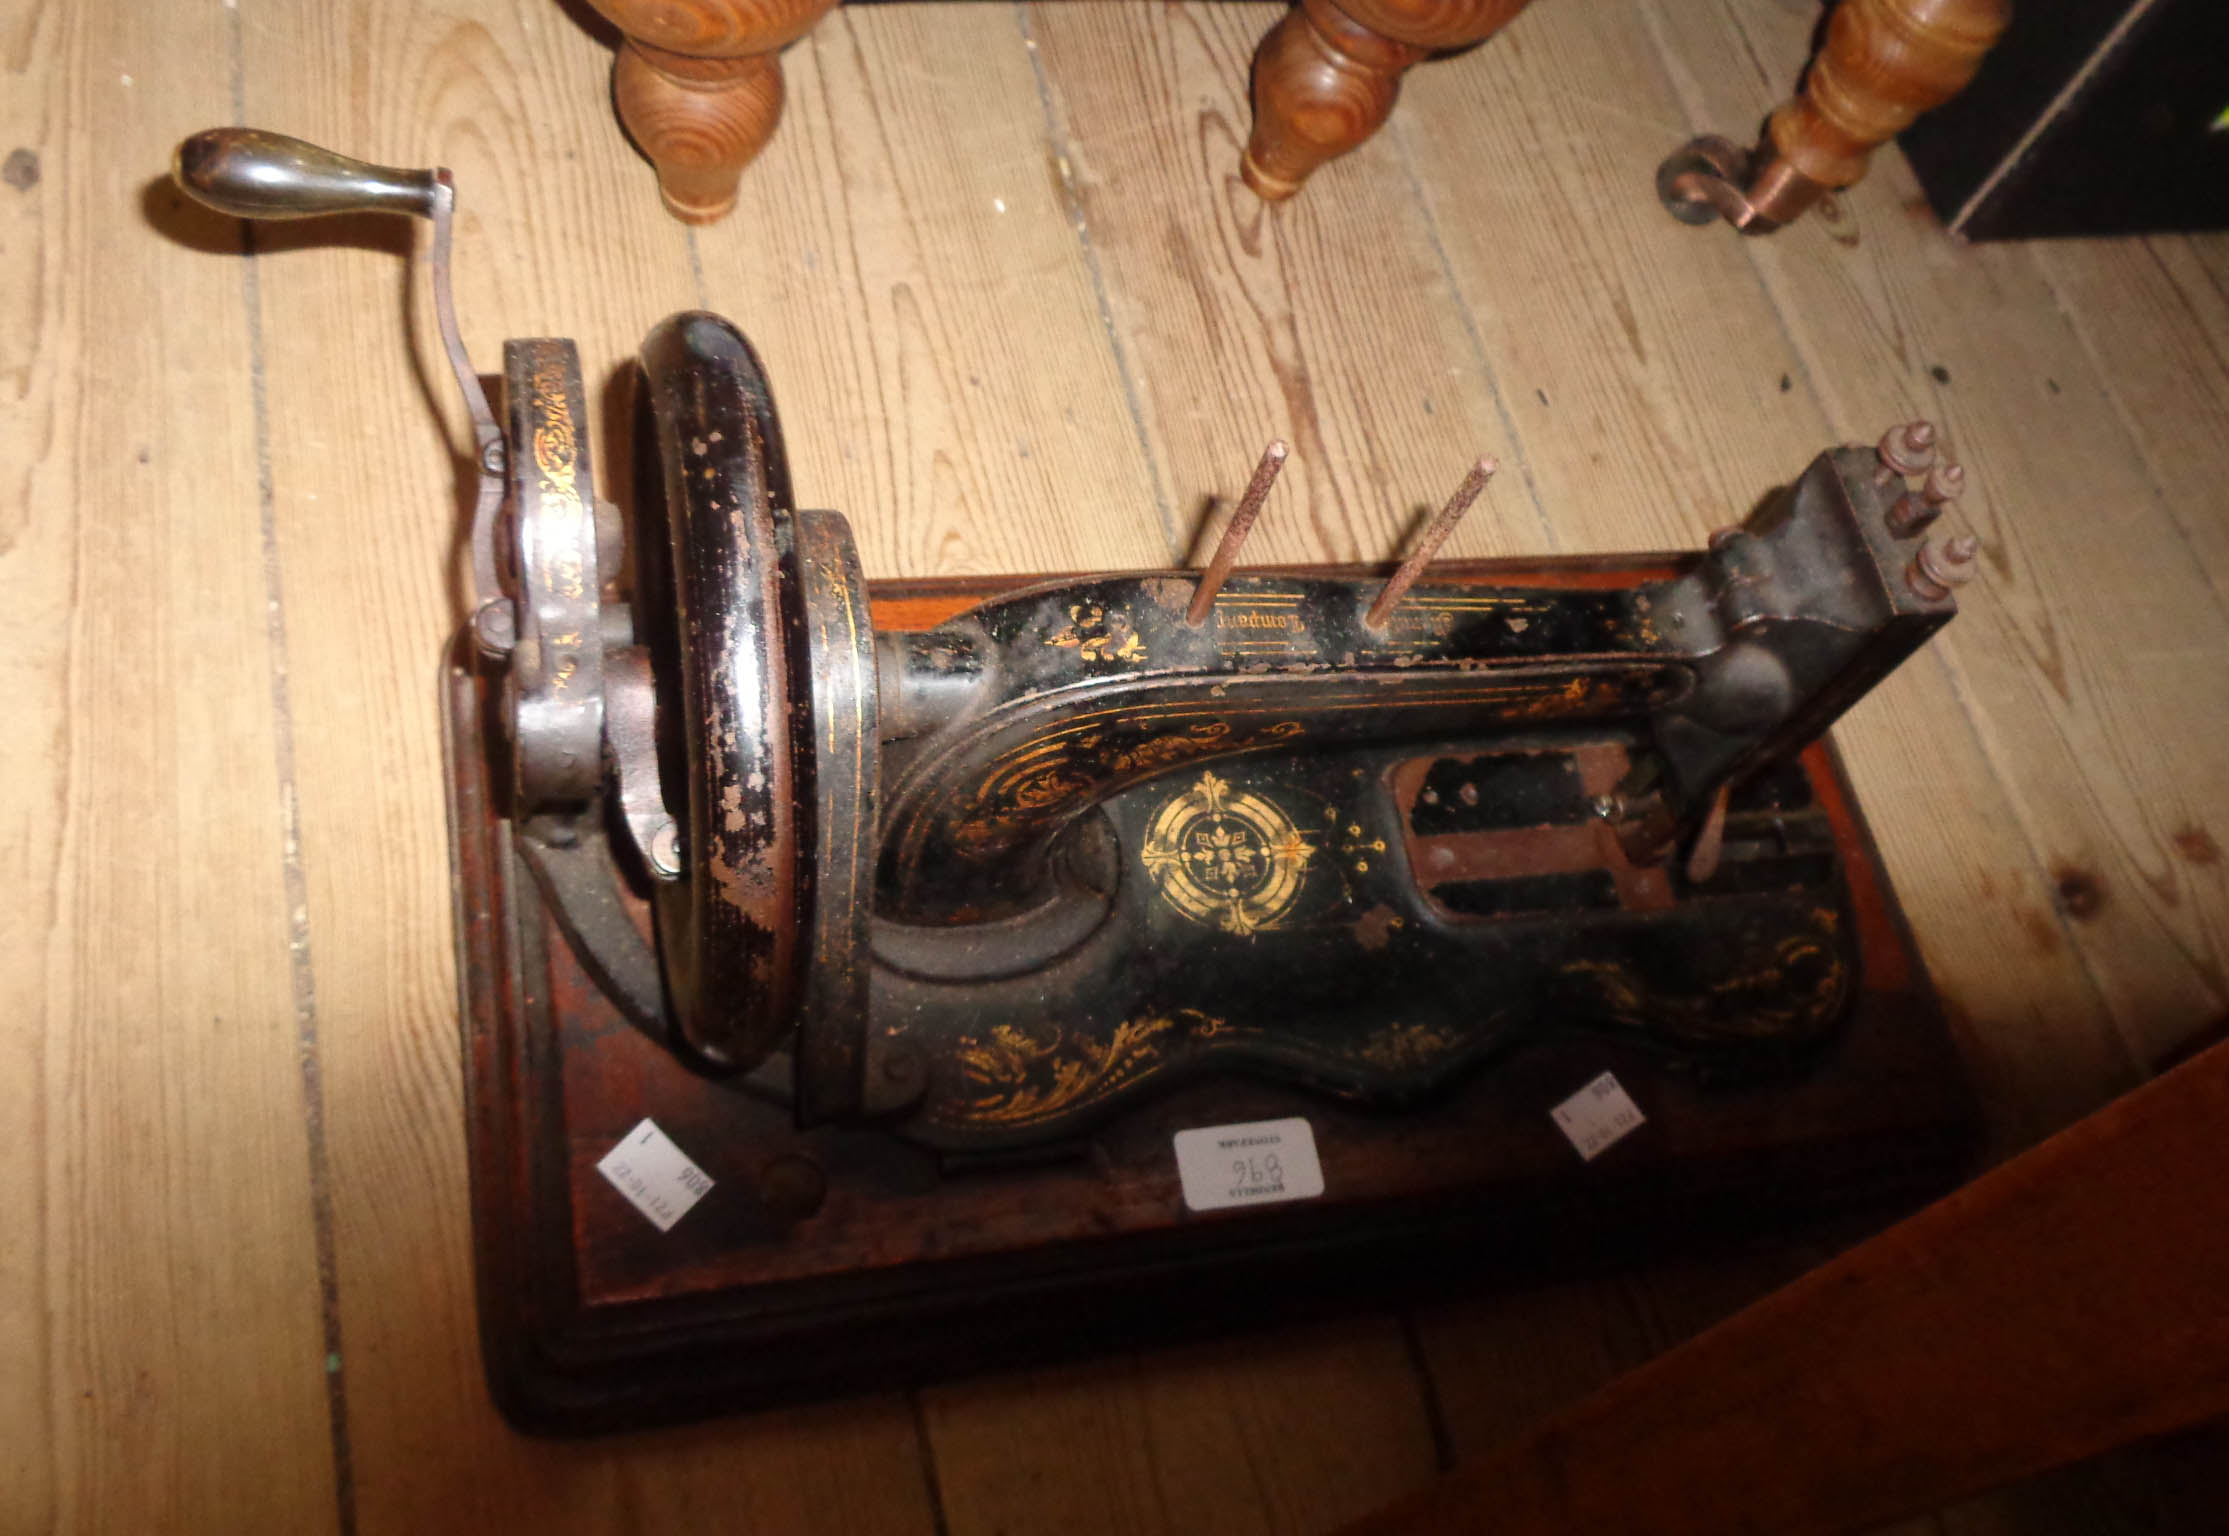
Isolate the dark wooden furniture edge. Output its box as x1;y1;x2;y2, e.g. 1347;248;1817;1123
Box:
1346;1031;2229;1534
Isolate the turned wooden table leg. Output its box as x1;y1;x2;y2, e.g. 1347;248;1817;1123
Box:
1660;0;2009;232
1244;0;1532;202
586;0;839;225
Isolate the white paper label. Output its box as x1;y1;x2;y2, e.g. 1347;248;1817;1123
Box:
1173;1117;1325;1212
597;1118;714;1231
1551;1071;1646;1161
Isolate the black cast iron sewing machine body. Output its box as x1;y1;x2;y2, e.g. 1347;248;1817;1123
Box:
522;309;1967;1154
173;128;1983;1429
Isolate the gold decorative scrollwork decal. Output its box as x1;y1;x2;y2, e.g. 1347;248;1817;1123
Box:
1141;769;1314;934
1352;1018;1465;1071
957;1010;1219;1126
1560;931;1846;1044
939;719;1304;864
1046;601;1145;663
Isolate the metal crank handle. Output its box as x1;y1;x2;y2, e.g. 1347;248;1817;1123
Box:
171;128;510;637
172;128;440;220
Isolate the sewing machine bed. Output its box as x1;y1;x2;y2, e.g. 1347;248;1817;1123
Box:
446;560;1978;1435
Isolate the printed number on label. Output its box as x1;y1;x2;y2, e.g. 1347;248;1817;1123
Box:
1551;1072;1646;1161
596;1117;715;1232
1173;1117;1325;1212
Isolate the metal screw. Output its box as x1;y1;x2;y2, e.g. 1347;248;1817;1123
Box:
1887;460;1966;538
648;821;682;878
1590;794;1622;821
479;436;507;475
472;597;517;657
1907;533;1979;601
758;1153;827;1222
1874;421;1937;483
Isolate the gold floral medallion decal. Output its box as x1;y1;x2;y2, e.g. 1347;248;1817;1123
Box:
1046;600;1146;663
1141;769;1314;934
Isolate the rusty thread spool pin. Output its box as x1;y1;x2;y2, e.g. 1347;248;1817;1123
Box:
1888;460;1966;538
1365;456;1497;631
1874;420;1938;486
1907;532;1980;601
1188;439;1289;625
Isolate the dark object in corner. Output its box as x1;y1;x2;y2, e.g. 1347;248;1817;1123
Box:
1900;0;2229;239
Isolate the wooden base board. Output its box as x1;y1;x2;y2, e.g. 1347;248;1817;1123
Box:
446;566;1979;1436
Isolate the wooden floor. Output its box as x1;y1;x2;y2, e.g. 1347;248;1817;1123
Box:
7;0;2228;1530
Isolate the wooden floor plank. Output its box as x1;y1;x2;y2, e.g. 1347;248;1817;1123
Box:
1026;0;1534;569
233;2;936;1530
926;1320;1440;1536
1415;1246;1818;1454
1393;0;1862;554
0;3;338;1531
2030;234;2229;612
1648;0;2229;1077
2180;232;2229;317
690;3;1169;580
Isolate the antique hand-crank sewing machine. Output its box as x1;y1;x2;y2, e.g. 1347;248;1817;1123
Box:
176;129;1981;1431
